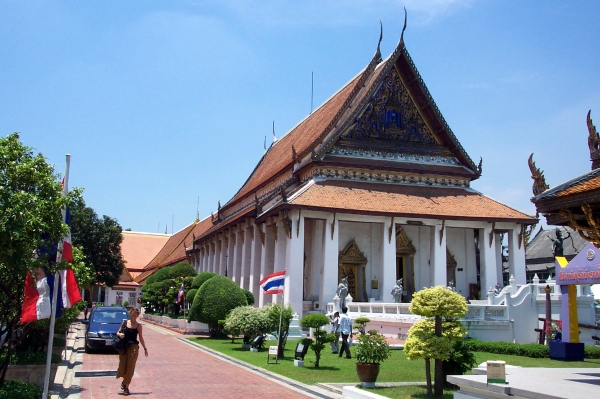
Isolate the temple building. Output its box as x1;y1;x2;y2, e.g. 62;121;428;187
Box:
184;26;536;318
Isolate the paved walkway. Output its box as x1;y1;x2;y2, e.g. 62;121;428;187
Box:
63;318;343;399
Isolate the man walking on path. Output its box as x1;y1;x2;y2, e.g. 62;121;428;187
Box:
336;307;352;359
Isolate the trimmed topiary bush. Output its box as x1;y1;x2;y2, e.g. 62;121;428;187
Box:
152;266;172;283
170;261;197;278
189;275;247;335
192;271;218;289
185;288;198;305
300;313;335;368
224;305;271;344
242;289;255;306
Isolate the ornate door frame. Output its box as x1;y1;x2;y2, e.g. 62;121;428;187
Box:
396;226;416;300
338;240;368;302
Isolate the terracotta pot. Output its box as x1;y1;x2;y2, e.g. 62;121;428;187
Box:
356;362;380;388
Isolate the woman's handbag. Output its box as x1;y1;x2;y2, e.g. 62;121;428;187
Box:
113;321;128;352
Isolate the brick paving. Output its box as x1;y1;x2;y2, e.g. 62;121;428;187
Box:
73;321;338;399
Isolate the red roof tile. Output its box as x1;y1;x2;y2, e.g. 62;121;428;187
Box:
120;232;170;279
290;181;535;222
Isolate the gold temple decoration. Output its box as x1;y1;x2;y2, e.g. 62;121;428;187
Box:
396;226;416;296
281;210;292;239
269;216;278;242
489;222;495;248
331;212;336;240
560;204;600;247
439;219;446;246
528;153;550;198
239;226;245;244
388;216;395;244
338;239;368;301
297;209;302;238
587;110;600;169
258;224;265;246
446;248;457;286
248;224;254;241
231;231;236;247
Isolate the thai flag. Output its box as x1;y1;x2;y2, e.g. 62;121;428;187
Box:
259;271;286;295
20;268;80;323
61;207;73;263
176;282;185;304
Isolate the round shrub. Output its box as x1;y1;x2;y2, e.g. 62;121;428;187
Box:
170;261;197;278
189;276;247;331
152;266;172;283
0;380;43;399
192;271;218;289
242;289;255;306
185;288;198;305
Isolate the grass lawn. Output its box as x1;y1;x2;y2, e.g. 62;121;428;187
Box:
188;337;600;398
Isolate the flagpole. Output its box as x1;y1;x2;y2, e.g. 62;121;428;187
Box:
42;154;70;399
275;270;286;362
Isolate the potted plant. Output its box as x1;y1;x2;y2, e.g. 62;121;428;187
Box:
354;329;391;388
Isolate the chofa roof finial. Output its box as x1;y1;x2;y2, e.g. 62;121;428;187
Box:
528;153;550;199
374;21;383;62
400;7;407;46
587;110;600;169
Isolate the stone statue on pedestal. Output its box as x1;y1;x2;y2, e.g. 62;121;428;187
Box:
391;279;406;303
336;277;349;309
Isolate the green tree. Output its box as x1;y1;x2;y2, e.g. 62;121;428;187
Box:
70;246;96;289
0;133;70;383
69;191;124;287
405;286;468;397
264;303;294;357
299;313;335;368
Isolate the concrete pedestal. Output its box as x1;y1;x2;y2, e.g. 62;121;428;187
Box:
294;359;304;367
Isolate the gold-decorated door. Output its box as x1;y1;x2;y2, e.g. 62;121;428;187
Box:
338;264;358;300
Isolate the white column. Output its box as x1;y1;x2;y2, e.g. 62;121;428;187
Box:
285;210;304;317
480;226;498;297
250;224;263;304
320;213;339;309
382;218;396;304
231;231;240;284
431;222;447;287
508;226;526;285
272;219;287;303
219;237;227;276
495;233;503;286
228;234;235;279
240;227;251;290
259;224;275;307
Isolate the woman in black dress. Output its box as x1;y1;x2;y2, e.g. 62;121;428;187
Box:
116;308;148;395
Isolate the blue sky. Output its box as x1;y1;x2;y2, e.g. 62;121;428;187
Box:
1;1;599;234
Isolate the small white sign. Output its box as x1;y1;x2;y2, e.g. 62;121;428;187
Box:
268;346;278;355
487;360;506;384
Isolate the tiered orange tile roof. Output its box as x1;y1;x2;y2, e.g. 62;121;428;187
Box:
135;217;213;283
290;181;534;222
120;232;170;279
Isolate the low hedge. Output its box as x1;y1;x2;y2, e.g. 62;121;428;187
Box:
0;380;43;399
0;350;61;365
464;339;600;359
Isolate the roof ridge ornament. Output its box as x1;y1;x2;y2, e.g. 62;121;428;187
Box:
375;21;383;63
528;153;550;199
587;110;600;169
